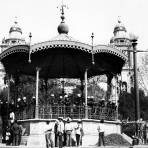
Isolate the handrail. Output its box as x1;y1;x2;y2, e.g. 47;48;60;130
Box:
16;105;117;121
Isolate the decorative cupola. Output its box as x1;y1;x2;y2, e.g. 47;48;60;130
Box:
9;19;22;39
57;4;69;34
0;18;26;52
113;19;127;36
110;18;134;94
110;18;130;46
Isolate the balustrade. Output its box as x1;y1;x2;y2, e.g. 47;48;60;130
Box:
16;104;117;121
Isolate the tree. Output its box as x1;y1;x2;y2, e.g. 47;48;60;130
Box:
118;91;135;121
118;88;148;121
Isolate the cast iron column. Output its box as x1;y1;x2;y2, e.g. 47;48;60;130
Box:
7;75;10;120
7;76;10;106
35;67;40;119
84;69;88;119
132;38;140;132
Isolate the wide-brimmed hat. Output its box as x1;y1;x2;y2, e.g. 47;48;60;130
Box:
66;117;72;122
77;119;82;123
58;117;63;120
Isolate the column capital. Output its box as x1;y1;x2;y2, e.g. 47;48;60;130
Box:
36;67;41;71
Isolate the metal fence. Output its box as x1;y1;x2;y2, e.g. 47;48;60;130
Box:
16;105;117;121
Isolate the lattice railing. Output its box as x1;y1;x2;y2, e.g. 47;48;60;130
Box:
39;105;85;119
16;105;117;121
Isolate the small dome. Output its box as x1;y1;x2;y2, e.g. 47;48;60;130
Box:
110;19;130;44
114;25;126;34
57;22;69;34
9;21;22;34
57;5;69;34
113;20;126;35
8;20;24;39
9;26;22;34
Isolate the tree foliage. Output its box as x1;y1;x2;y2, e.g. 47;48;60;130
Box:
118;88;148;121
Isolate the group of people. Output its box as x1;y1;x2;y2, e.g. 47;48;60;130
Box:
45;117;84;148
4;110;23;146
136;119;148;144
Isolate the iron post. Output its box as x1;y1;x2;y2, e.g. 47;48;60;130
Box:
131;37;140;136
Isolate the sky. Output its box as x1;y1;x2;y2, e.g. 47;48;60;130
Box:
0;0;148;54
0;0;148;90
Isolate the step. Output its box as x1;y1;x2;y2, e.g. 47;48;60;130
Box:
0;145;148;148
20;136;29;145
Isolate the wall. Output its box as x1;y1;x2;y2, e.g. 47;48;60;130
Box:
19;119;121;146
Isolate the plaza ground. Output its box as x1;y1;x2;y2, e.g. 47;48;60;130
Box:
1;144;148;148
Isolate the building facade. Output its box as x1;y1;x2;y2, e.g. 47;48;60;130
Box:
110;19;134;94
0;18;142;104
0;20;27;89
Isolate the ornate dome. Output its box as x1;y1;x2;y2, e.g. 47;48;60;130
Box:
9;21;22;34
57;5;69;34
110;19;130;44
8;20;24;40
58;21;69;34
113;20;127;34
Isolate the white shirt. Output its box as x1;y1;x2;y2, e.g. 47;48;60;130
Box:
45;123;53;134
57;121;64;133
65;122;73;131
75;124;82;135
10;112;15;123
6;132;11;140
97;124;104;133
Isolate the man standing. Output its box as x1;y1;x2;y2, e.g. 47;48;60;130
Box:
18;122;23;145
65;117;73;146
45;121;53;148
54;119;59;147
57;117;64;148
75;120;83;146
97;119;105;147
11;120;20;146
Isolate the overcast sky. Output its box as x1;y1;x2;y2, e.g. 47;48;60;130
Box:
0;0;148;54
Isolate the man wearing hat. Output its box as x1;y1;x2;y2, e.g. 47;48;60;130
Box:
54;119;59;147
57;117;64;148
65;117;73;146
75;120;83;146
45;121;53;148
97;119;105;146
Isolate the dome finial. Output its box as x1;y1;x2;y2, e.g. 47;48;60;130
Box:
59;0;68;22
118;16;121;24
91;32;95;65
57;0;69;34
61;0;64;15
14;16;18;24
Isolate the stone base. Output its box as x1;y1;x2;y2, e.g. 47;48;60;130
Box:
82;134;98;146
27;134;46;147
19;119;121;147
